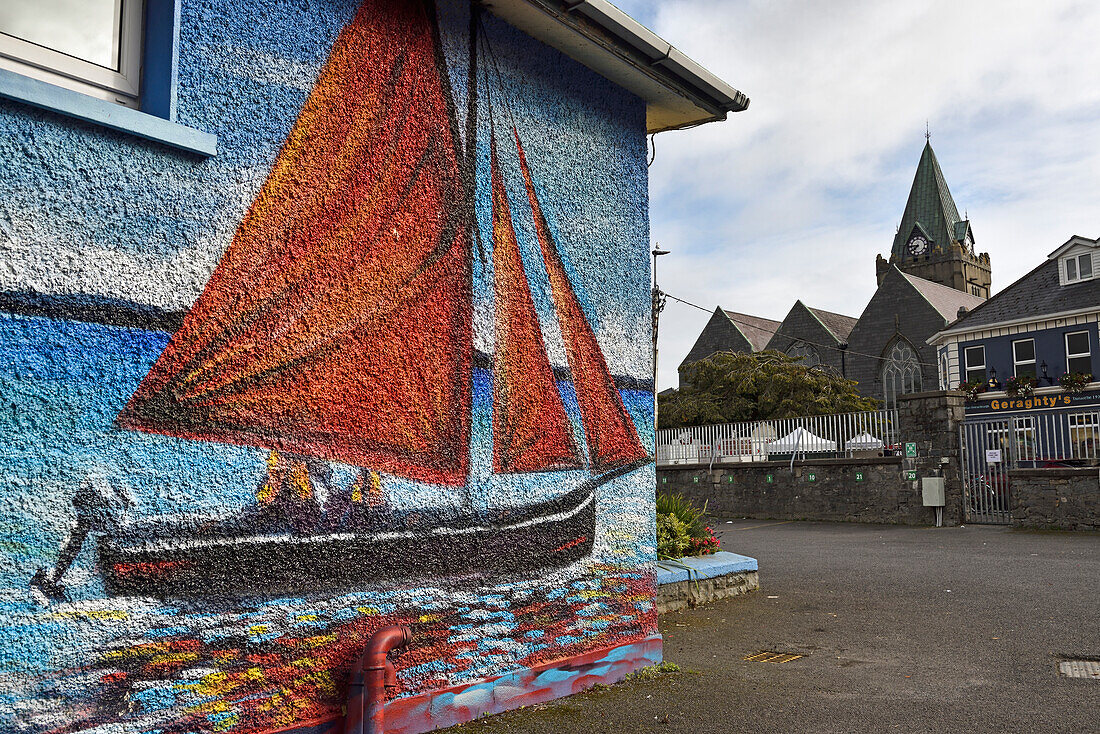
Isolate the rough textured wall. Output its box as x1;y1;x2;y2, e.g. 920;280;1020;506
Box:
0;1;655;732
658;459;937;525
1010;469;1100;530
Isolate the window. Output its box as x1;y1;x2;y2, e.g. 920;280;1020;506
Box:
1065;331;1092;375
1068;413;1099;460
1065;253;1094;283
964;345;986;384
0;0;144;107
1012;339;1036;379
882;339;922;408
786;341;821;368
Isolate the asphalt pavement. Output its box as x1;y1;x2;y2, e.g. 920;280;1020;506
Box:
445;520;1100;733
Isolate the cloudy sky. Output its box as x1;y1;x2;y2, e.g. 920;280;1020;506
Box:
610;0;1100;390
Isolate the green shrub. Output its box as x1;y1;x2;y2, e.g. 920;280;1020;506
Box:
656;513;692;559
657;492;706;538
656;492;721;558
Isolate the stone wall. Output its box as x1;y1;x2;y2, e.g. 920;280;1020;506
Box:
657;457;941;524
1010;468;1100;530
896;391;967;526
657;391;968;526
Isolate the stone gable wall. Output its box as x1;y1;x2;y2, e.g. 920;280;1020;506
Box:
847;273;947;400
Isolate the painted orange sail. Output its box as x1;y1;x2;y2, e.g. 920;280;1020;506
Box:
513;128;649;471
490;131;583;474
116;0;473;485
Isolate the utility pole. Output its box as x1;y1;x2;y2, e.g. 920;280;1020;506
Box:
651;246;669;426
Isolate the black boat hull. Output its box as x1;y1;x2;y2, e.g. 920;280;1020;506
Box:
98;482;597;598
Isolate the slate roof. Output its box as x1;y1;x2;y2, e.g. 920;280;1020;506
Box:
807;307;858;343
898;270;985;322
723;310;781;351
942;258;1100;332
891;142;966;258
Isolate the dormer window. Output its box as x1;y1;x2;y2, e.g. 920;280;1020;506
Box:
1065;253;1093;282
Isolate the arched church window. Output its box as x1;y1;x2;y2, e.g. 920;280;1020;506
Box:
786;341;821;368
882;339;922;408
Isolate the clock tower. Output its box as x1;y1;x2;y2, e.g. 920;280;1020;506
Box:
876;141;992;298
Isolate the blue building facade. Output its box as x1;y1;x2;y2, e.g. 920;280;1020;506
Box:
932;236;1100;457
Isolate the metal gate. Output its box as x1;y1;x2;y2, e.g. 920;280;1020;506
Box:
960;417;1016;524
961;408;1100;524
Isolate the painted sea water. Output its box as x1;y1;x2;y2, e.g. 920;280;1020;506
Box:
0;312;655;732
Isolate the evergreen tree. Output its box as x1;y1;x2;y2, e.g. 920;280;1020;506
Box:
659;350;880;429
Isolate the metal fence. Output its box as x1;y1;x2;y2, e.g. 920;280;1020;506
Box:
655;409;899;466
960;408;1100;524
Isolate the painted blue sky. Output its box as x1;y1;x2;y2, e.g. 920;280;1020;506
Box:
612;0;1100;389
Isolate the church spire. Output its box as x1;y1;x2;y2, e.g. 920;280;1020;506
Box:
890;141;964;260
877;140;990;299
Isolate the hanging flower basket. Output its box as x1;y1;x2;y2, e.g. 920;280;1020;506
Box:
1059;372;1093;395
1004;375;1037;397
958;379;987;402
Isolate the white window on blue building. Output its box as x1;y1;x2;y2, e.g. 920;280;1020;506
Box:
1065;331;1092;376
0;0;144;107
964;345;986;384
1013;339;1036;379
882;339;922;408
1065;253;1094;283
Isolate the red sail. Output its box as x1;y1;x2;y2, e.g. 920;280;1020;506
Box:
513;128;649;472
490;132;583;474
116;0;473;486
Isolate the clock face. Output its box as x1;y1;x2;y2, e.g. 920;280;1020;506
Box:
908;234;929;256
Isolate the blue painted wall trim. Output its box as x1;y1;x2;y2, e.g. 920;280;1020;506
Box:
141;0;182;121
656;551;759;585
0;67;216;156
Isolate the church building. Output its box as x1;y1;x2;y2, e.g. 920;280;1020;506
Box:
677;139;991;407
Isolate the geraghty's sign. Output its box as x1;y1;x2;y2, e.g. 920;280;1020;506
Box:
990;395;1073;411
967;390;1100;414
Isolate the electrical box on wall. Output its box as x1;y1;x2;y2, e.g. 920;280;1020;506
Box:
921;477;945;507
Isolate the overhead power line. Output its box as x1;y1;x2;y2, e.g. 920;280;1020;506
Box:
661;290;942;368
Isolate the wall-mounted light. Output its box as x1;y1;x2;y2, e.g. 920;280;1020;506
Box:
987;367;1000;390
1039;361;1053;385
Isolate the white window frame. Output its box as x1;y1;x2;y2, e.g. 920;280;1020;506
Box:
964;345;986;384
1064;253;1094;283
1065;331;1092;375
0;0;144;107
1012;338;1036;378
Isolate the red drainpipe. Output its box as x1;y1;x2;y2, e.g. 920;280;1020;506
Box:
345;624;414;734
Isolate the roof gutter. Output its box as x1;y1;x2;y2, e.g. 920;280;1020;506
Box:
563;0;749;112
506;0;748;129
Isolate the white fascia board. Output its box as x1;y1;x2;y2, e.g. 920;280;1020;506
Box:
486;0;749;133
929;304;1100;345
1047;235;1099;260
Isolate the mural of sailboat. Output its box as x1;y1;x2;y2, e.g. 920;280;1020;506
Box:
66;0;649;598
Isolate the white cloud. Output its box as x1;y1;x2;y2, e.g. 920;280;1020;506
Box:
613;0;1100;388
